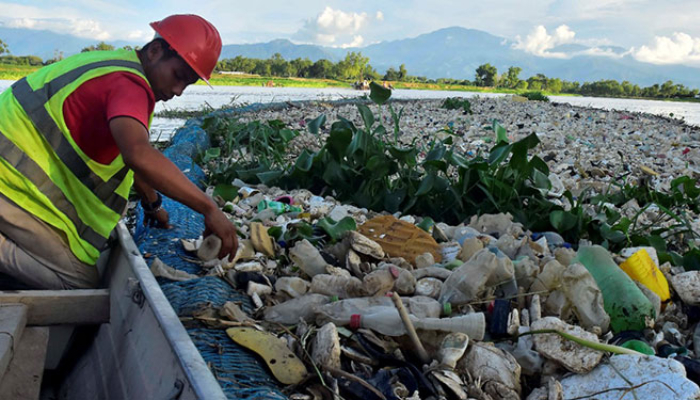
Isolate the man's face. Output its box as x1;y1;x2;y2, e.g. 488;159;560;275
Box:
146;44;199;102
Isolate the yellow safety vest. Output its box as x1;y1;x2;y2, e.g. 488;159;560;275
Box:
0;49;153;265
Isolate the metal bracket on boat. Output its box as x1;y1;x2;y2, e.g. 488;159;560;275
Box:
166;379;184;400
126;277;145;309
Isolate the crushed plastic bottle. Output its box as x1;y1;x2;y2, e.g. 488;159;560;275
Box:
439;248;514;305
310;274;366;299
575;245;656;332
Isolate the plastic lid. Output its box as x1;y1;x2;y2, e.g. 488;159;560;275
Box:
442;302;452;316
350;314;361;330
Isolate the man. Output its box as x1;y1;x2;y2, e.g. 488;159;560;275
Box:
0;14;238;289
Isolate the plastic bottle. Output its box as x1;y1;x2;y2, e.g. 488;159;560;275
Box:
315;295;442;324
275;277;310;298
264;293;331;324
289;239;329;277
310;274;367;299
349;308;486;340
438;248;514;305
257;199;302;215
575;245;656;332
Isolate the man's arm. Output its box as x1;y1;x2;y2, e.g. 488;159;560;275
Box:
110;116;238;259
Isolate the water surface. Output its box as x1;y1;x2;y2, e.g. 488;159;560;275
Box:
2;80;699;141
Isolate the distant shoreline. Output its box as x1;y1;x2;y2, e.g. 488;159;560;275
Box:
1;64;699;104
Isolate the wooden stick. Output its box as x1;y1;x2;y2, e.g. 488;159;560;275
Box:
390;292;431;365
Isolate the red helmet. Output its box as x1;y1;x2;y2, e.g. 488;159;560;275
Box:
150;14;222;85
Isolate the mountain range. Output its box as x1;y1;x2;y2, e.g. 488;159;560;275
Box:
3;25;700;88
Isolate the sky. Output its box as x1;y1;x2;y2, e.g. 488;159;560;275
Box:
1;0;700;66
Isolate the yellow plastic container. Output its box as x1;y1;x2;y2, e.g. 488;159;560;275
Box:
619;248;671;304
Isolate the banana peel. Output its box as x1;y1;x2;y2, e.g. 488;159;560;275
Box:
250;222;275;257
226;327;307;385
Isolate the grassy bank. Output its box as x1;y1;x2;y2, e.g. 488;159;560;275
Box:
1;64;698;104
0;64;39;80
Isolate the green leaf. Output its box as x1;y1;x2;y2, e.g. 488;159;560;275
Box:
294;149;314;172
257;170;284;185
203;147;221;162
278;128;295;142
683;248;700;271
600;223;627;243
416;173;436;196
347;128;371;160
488;142;511;165
317;216;357;241
357;104;375;131
423;160;448;173
213;184;239;201
267;226;283;240
426;144;446;161
493;119;508;143
648;235;667;253
389;146;419;166
307;114;326;135
327;122;354;161
531;169;551;190
369;81;392;105
550;210;578;231
384;188;407;213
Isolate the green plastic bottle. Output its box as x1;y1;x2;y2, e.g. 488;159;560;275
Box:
575;245;655;332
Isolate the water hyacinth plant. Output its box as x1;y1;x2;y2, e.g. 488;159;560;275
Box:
199;81;700;268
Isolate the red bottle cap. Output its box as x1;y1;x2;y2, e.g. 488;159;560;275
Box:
350;314;361;330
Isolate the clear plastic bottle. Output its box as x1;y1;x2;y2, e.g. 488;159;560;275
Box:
575;245;655;332
348;308;485;340
315;295;442;325
264;293;331;324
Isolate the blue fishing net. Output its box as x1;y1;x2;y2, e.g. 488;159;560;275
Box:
188;328;287;400
131;110;290;399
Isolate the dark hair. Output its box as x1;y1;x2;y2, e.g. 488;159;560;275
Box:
141;38;180;60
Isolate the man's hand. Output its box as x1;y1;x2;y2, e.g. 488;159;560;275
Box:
202;206;238;261
143;207;172;229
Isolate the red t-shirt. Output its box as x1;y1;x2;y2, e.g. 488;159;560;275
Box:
63;71;155;164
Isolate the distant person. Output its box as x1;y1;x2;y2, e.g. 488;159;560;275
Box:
0;14;238;289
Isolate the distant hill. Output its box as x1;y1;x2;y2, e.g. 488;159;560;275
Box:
0;26;137;60
4;25;700;88
218;27;700;88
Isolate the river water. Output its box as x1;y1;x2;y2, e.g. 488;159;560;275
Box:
2;80;699;140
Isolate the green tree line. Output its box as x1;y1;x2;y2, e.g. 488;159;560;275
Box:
1;37;698;99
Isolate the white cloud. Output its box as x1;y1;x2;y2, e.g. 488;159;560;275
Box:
632;32;700;66
127;29;153;42
5;17;110;40
293;6;382;47
513;24;575;58
341;35;364;48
